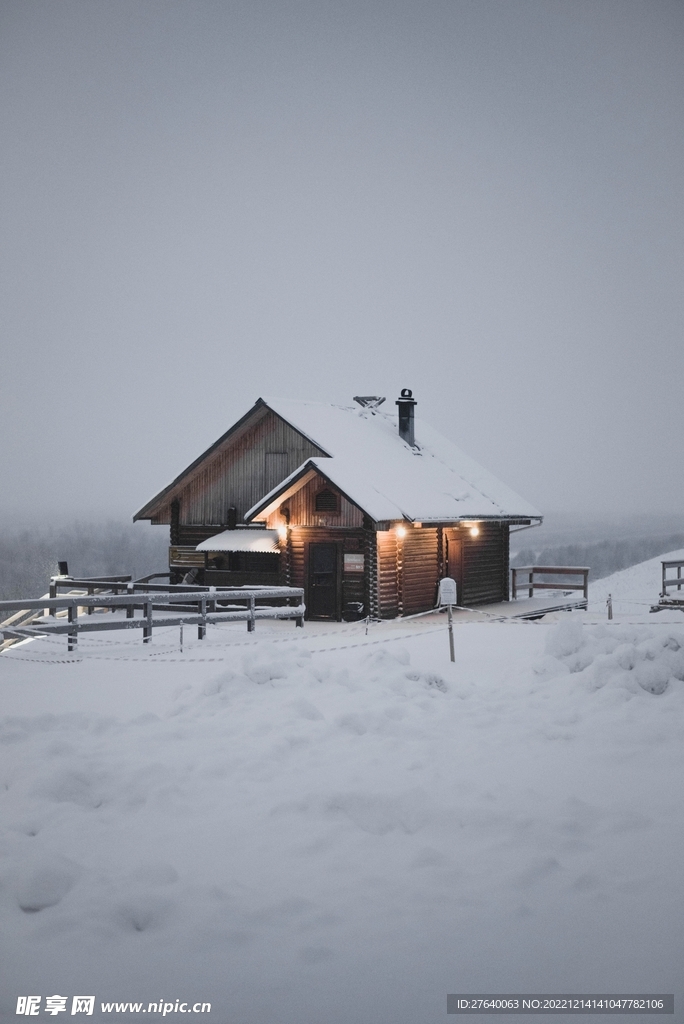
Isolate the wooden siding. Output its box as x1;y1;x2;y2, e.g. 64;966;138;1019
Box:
265;473;364;530
203;568;280;588
401;528;440;615
176;524;228;547
377;531;399;619
377;523;509;616
152;409;324;526
364;529;379;619
461;522;509;606
502;524;510;600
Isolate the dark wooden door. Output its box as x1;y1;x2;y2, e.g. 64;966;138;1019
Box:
308;543;338;619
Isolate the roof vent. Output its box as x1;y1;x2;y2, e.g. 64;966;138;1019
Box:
396;388;417;447
353;396;385;409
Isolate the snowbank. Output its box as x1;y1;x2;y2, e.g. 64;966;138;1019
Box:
536;618;684;695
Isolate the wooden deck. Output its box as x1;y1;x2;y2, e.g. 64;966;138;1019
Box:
394;591;588;623
455;592;588;621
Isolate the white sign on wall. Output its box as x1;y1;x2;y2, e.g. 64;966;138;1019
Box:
438;576;457;606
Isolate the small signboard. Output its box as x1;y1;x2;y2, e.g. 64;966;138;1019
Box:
344;553;365;573
438;576;457;606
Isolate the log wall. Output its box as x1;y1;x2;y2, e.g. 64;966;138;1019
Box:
461;522;509;606
377;522;509;615
401;528;440;615
376;530;399;619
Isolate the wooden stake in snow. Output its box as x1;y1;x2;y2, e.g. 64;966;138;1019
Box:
607;594;613;620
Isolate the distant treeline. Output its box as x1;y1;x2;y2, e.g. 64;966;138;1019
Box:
511;534;684;582
0;521;168;601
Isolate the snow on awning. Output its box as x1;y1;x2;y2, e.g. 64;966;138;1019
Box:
196;529;279;553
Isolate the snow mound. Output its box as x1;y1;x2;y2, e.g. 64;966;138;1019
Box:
536;619;684;695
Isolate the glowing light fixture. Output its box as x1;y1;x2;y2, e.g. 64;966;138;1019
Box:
469;525;480;538
395;525;407;538
277;525;288;541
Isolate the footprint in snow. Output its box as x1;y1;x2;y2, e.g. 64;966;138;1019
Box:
13;855;83;913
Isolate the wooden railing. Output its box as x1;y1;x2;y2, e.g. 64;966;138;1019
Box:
511;566;589;601
661;559;684;598
0;582;305;651
49;574;132;615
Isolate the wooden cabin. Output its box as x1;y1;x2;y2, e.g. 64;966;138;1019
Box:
133;392;542;620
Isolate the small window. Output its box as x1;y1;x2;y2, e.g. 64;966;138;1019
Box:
315;488;339;513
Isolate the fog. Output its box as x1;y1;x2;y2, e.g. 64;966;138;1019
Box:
1;0;683;524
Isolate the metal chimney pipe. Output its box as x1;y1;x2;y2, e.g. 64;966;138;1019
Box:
396;388;417;447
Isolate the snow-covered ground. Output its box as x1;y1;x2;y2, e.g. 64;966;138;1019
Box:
1;555;683;1023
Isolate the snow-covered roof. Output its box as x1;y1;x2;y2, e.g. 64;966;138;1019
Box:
247;397;541;524
196;529;279;553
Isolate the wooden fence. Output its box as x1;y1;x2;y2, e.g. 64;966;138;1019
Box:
511;566;589;602
0;579;305;651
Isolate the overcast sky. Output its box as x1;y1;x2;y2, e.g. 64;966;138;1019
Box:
2;0;683;525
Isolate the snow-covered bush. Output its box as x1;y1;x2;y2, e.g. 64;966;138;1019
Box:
535;619;684;695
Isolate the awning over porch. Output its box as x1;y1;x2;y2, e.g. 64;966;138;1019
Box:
196;529;279;553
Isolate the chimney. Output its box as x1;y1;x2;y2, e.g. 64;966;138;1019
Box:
396;388;417;447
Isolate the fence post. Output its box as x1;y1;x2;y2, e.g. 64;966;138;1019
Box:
126;582;134;619
67;603;78;652
198;597;206;640
143;601;152;643
247;595;256;632
528;570;534;599
50;579;57;617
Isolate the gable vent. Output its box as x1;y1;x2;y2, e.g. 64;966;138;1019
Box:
315;488;338;512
